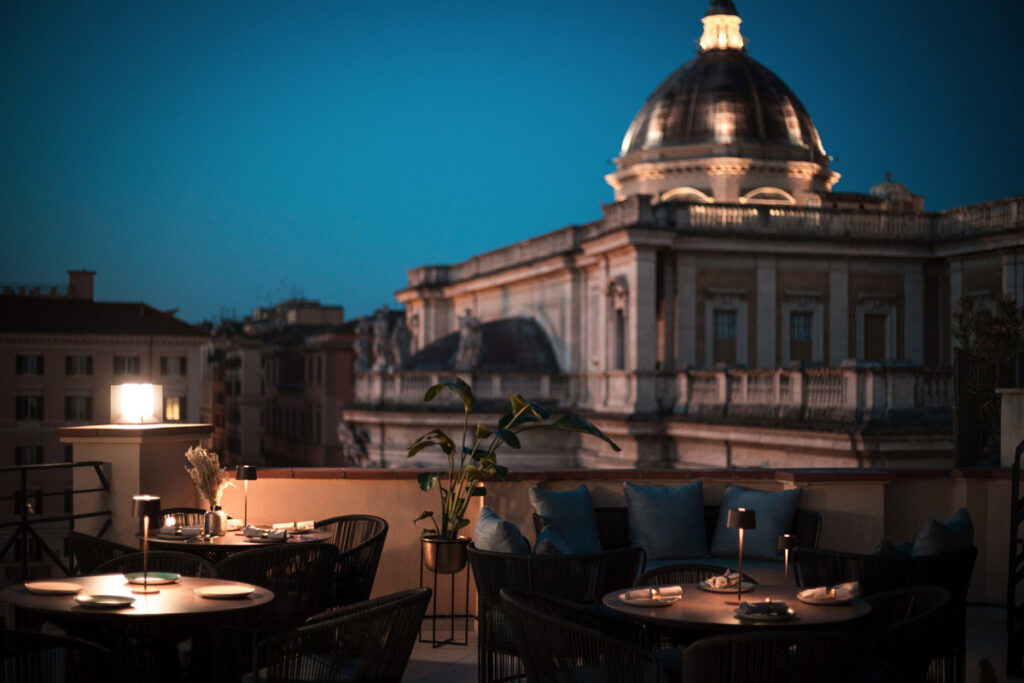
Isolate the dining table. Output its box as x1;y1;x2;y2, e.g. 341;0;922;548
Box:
602;583;871;636
146;528;332;563
1;573;274;682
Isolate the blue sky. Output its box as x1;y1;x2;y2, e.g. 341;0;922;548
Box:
2;1;1022;323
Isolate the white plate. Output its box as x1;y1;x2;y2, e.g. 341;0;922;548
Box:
699;580;754;594
796;591;853;606
74;594;135;609
245;535;287;543
194;585;255;599
734;607;796;622
125;572;180;585
25;581;83;595
618;591;680;608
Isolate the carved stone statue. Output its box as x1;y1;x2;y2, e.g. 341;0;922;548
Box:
353;317;372;371
389;317;411;370
372;307;391;371
336;420;369;467
455;308;483;371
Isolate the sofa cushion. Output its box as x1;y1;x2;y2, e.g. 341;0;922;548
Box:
529;485;602;554
911;508;974;557
474;507;530;555
623;481;706;560
710;486;802;561
534;525;573;555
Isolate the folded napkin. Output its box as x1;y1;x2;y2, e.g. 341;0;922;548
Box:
706;570;741;589
157;525;202;538
737;599;790;616
623;585;683;602
800;581;859;601
271;520;315;531
243;525;287;541
226;517;243;530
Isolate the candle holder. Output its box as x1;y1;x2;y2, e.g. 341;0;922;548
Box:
777;534;797;587
727;507;756;601
235;465;258;533
132;495;161;594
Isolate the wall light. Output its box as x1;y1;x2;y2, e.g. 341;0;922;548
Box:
110;383;163;424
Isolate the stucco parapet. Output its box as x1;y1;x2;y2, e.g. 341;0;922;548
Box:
58;423;214;441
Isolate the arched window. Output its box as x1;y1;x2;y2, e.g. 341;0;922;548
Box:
660;187;714;204
739;187;797;206
608;277;629;370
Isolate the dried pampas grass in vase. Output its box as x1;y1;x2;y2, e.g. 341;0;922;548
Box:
184;445;233;509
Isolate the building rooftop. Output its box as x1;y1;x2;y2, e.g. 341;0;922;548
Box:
0;295;207;337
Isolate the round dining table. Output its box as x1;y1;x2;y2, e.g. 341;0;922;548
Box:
602;583;871;634
146;529;332;563
1;574;274;682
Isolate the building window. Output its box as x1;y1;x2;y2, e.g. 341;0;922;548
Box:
15;445;42;466
789;311;813;363
613;310;626;370
65;355;93;375
864;313;888;361
15;396;43;421
113;355;141;375
16;355;44;375
160;356;187;376
64;396;93;421
164;395;186;422
713;310;737;365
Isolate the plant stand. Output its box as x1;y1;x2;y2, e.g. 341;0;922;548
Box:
418;542;472;648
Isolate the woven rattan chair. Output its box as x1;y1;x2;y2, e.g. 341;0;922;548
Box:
314;514;388;607
66;532;136;575
636;562;758;588
682;630;886;683
468;542;645;683
94;550;215;577
501;587;671;683
0;630;113;683
858;586;952;683
249;588;431;683
159;506;206;527
795;546;976;683
196;542;339;681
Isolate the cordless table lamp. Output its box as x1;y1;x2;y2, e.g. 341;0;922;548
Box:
778;534;797;587
132;494;162;594
235;465;258;529
727;507;756;600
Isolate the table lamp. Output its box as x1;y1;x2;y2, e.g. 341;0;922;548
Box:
777;534;797;587
727;507;756;600
235;465;258;531
132;494;162;594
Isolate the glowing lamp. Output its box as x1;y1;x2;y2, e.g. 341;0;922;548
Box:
132;494;162;594
727;508;757;600
110;383;163;424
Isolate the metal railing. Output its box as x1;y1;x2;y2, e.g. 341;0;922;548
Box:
0;461;112;580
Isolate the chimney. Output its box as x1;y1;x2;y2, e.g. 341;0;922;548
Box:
68;270;95;301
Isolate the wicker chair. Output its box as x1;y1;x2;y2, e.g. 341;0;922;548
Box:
195;543;339;681
0;630;113;683
94;550;215;577
158;506;206;527
501;587;670;683
468;542;645;683
855;586;952;683
249;588;431;683
314;515;388;607
682;630;886;683
66;532;136;575
636;562;758;588
794;545;976;683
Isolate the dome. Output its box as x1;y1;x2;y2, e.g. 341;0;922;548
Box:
402;317;559;374
869;173;912;200
620;49;828;164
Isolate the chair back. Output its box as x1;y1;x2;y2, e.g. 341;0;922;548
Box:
94;550;215;577
0;630;113;683
682;630;885;683
501;587;660;683
67;532;136;575
253;588;431;683
862;586;951;682
636;562;757;588
315;515;388;606
216;542;339;629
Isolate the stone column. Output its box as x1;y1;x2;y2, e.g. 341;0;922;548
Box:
904;265;924;364
756;257;777;368
630;248;659;412
829;261;849;364
999;389;1024;468
59;424;213;546
950;260;963;350
676;254;698;366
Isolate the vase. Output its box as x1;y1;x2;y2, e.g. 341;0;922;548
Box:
422;535;470;574
203;505;227;536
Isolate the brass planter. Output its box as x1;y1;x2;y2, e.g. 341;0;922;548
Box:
422;535;470;574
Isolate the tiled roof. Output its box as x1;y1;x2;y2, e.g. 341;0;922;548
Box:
0;295;208;337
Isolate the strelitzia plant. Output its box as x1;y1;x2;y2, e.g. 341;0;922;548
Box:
409;378;620;540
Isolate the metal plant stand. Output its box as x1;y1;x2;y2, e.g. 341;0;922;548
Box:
418;543;472;647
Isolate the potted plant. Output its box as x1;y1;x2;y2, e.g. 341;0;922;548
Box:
408;378;620;573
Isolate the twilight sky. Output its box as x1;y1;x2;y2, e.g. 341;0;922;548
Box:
2;1;1022;323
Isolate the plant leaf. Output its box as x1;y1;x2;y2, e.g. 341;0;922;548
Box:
493;464;509;477
456;518;471;529
509;394;529;414
527;400;552;420
424;384;445;402
407;429;455;457
427;378;475;411
413;510;434;523
475;424;492;439
470;486;486;496
552;414;621;451
417;472;442;492
493;428;521;449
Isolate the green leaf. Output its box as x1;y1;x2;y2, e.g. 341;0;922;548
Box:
527;400;552;420
470;486;487;496
413;510;434;523
427;378;475;411
424;384;444;402
509;394;529;414
493;429;521;449
456;518;471;529
493;464;509;477
407;429;455;458
475;423;492;439
417;472;442;492
552;414;621;451
499;412;537;430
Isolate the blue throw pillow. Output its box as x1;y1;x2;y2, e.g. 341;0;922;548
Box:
710;486;802;561
529;485;602;554
624;481;706;560
873;539;913;558
474;507;530;554
534;525;573;555
911;508;974;557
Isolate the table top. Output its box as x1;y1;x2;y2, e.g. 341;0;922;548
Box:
147;529;331;550
602;584;870;631
0;574;273;622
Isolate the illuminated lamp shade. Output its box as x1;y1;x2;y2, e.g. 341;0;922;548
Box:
110;383;164;424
